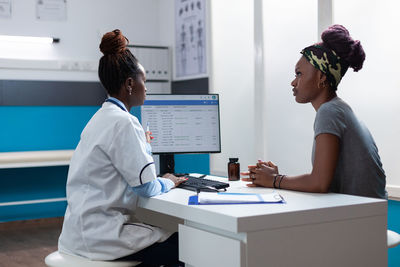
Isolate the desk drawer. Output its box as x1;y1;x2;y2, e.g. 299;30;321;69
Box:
179;224;243;267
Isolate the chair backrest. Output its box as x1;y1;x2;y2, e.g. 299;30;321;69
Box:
45;251;141;267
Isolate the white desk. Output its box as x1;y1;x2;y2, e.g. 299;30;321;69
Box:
138;176;387;267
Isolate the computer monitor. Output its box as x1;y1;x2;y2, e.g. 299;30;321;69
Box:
140;94;221;173
141;94;221;154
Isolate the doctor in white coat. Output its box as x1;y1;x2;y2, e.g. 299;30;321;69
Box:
58;29;186;267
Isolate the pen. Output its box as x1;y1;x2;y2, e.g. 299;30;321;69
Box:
146;122;154;140
199;174;207;178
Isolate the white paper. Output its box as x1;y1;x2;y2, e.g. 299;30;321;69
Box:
36;0;67;21
189;173;205;178
198;192;283;204
0;0;12;18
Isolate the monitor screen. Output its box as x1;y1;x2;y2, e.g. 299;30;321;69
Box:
140;94;221;154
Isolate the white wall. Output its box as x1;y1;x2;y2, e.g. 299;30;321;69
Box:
262;0;317;175
158;0;175;49
208;0;317;176
0;0;163;81
209;0;256;175
159;0;255;176
333;0;400;196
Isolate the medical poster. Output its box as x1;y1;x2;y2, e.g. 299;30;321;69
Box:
36;0;67;21
175;0;207;79
0;0;12;18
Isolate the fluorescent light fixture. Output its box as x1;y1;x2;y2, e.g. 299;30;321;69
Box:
0;35;59;44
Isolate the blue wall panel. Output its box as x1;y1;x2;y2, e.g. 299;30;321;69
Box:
388;200;400;267
0;106;99;152
0;166;68;202
175;154;210;174
0;166;68;223
0;202;67;222
0;106;96;222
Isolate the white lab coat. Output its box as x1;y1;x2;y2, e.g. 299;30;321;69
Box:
58;102;171;260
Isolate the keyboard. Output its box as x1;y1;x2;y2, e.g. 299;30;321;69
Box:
177;175;230;192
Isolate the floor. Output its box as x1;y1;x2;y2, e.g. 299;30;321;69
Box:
0;217;63;267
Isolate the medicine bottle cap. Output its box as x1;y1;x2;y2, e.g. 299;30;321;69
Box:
229;158;239;163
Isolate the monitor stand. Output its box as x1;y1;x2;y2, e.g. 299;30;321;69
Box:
159;154;175;174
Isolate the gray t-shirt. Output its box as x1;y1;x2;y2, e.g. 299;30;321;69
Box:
312;97;386;199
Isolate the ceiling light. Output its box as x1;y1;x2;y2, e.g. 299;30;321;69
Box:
0;35;60;44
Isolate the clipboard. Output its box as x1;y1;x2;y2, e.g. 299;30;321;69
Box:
188;192;286;205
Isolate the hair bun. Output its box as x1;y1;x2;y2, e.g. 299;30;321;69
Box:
99;29;129;56
321;24;365;72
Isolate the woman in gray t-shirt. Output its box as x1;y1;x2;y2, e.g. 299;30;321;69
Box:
242;24;386;199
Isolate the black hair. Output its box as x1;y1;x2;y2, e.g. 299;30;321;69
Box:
98;29;141;96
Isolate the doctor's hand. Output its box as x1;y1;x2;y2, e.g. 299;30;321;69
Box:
145;131;154;143
162;173;188;187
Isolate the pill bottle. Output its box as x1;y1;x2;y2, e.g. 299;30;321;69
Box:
228;158;240;181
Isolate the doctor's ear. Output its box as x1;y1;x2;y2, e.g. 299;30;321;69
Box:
125;77;135;94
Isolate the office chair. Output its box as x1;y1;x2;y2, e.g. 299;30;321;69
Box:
387;230;400;248
45;251;141;267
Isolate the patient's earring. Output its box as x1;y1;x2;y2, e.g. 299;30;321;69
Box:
128;87;132;95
